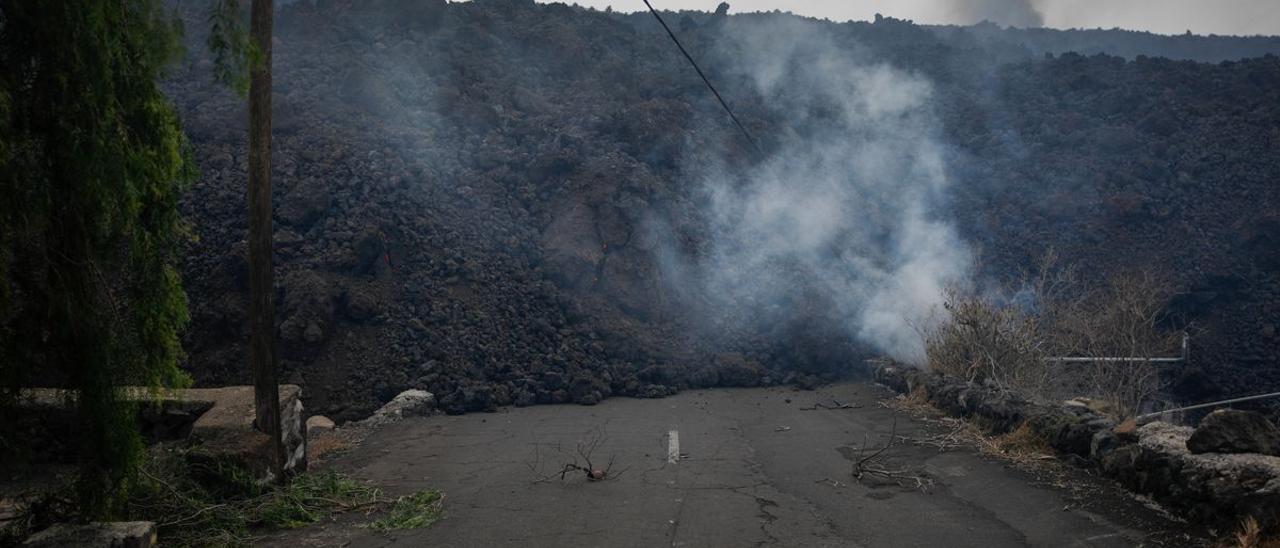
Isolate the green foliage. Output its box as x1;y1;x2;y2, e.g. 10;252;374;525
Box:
115;445;433;547
127;446;370;546
369;489;446;531
256;471;383;529
126;448;259;546
0;0;192;516
206;0;262;96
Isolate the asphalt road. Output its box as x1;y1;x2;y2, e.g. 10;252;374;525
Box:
265;383;1203;547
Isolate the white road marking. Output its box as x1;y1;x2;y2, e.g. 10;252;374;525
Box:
668;430;680;463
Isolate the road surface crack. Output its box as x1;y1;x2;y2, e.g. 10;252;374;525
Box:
753;496;781;547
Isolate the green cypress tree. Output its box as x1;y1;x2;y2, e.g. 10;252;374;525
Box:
0;0;193;516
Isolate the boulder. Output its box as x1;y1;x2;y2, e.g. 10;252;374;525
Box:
341;283;385;322
439;384;493;415
795;374;823;391
360;390;435;426
687;367;719;388
352;227;385;274
714;353;761;387
278;177;332;230
1134;421;1280;525
1188;409;1280;456
306;415;336;433
568;377;604;405
278;271;337;353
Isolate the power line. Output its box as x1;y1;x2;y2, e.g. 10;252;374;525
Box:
641;0;763;156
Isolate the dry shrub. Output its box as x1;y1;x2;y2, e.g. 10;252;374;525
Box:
1226;515;1280;548
920;252;1182;418
1233;516;1264;548
990;422;1051;459
1051;269;1183;418
922;287;1054;398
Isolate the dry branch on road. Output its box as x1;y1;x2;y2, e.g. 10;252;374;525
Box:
526;424;627;483
800;398;860;411
848;418;934;491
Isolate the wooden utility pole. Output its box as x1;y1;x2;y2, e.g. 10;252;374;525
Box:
248;0;283;481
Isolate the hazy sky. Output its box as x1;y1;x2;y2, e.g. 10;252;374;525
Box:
550;0;1280;36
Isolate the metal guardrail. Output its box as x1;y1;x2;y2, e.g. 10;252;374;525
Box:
1027;333;1280;424
1045;333;1189;365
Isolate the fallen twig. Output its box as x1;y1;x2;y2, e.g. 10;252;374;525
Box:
859;464;933;491
800;398;860;411
814;478;848;488
853;417;898;472
527;424;626;483
848;417;933;491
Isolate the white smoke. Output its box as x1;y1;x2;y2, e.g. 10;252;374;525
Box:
667;17;971;364
949;0;1044;28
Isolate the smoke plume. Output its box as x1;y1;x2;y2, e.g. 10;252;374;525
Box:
949;0;1044;28
657;18;971;364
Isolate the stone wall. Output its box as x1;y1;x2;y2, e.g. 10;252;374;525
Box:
185;385;308;482
874;365;1280;529
8;386;307;482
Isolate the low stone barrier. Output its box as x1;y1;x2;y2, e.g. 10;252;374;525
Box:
22;521;155;548
874;365;1280;529
12;385;307;482
184;385;308;482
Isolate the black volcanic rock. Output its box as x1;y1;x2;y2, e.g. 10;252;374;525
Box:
278;177;332;230
1188;409;1280;456
163;0;1280;419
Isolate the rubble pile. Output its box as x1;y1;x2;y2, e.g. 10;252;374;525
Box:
164;0;1280;419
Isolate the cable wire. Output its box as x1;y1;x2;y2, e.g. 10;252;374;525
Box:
641;0;763;156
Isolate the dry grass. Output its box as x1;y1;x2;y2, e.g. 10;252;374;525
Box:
1226;516;1280;548
1234;517;1264;548
307;431;357;469
880;386;940;417
882;388;1057;473
985;422;1053;462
